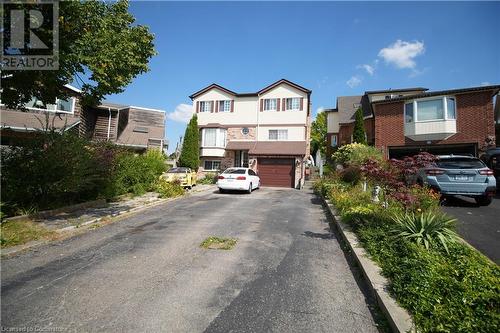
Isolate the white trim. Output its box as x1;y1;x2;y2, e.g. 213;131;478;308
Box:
404;95;457;123
129;105;166;113
64;84;82;93
25;96;76;114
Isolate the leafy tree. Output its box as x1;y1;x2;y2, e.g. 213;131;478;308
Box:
352;107;367;144
178;115;200;170
1;0;156;108
310;110;328;156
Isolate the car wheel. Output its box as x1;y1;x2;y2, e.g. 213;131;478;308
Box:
475;196;492;206
247;183;252;194
219;188;225;194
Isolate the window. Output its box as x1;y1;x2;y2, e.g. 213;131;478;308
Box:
269;129;288;140
331;135;338;147
436;158;485;169
24;97;75;113
204;160;221;171
202;128;226;147
447;98;456;119
416;99;444;121
219;100;231;112
405;96;457;123
264;98;277;111
286;98;300;110
200;101;212;113
405;103;414;123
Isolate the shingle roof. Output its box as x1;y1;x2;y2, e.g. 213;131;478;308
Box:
249;141;307;156
0;108;80;131
336;95;372;124
364;87;428;94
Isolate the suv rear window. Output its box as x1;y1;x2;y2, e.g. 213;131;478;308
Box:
436;158;485;169
223;169;246;174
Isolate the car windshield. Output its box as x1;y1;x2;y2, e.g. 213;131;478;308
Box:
168;168;188;173
223;169;246;174
436;158;485;169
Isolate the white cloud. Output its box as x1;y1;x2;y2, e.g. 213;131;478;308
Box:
346;76;362;88
357;64;375;76
378;40;425;69
481;82;491;86
166;103;194;123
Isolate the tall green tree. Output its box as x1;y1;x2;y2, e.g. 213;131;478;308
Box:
352;107;367;144
310;110;328;156
178;115;200;170
1;0;156;108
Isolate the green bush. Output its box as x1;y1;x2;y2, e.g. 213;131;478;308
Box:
154;178;184;198
1;132;105;215
340;165;362;184
199;173;217;184
332;143;383;167
178;115;200;170
321;178;500;332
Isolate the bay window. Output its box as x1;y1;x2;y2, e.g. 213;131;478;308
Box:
201;128;226;147
404;96;456;123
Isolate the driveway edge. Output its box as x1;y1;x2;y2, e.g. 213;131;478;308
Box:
1;185;217;257
321;195;415;333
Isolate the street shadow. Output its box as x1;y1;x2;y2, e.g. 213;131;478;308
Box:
441;196;479;208
302;231;334;239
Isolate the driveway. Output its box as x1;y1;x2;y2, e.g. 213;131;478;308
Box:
1;186;380;332
442;193;500;264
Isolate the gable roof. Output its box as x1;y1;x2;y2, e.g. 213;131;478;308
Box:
365;87;428;95
189;79;311;100
372;85;500;105
336;94;372;124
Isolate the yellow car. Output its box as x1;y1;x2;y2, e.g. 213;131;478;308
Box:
161;167;197;189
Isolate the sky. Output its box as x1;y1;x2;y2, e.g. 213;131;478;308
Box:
93;1;500;153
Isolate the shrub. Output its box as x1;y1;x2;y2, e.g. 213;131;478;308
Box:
332;143;383;167
199;173;217;184
154;178;184;198
352;107;367;144
178;115;200;170
391;211;460;253
1;132;105;215
340;165;362;184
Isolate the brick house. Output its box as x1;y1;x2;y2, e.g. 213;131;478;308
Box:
326;85;499;158
190;79;311;188
0;84;167;151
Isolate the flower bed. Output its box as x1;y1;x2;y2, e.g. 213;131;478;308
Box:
316;148;500;332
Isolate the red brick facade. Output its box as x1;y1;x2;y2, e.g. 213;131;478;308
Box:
372;91;496;157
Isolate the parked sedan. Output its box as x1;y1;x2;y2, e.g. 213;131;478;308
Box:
417;155;496;206
217;168;260;194
161;167;197;189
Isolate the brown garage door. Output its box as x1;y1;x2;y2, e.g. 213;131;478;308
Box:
258;158;295;188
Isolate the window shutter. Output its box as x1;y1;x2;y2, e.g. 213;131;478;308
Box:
196;101;199;113
282;98;286;111
230;100;234;112
277;98;280;112
300;98;304;111
260;99;264;112
211;101;214;113
215;100;219;113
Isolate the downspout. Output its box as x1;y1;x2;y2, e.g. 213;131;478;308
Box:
107;107;112;140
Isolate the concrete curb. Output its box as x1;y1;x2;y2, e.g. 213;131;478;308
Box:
3;199;108;223
1;185;217;257
321;195;415;333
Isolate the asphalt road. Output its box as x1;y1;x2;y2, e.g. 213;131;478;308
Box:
1;186;380;332
442;193;500;264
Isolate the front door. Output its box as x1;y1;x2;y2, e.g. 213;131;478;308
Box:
235;150;249;167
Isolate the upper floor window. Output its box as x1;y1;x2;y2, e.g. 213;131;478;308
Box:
200;101;212;113
269;129;288;140
219;100;231;112
263;98;277;111
201;128;226;147
286;98;300;111
25;97;75;114
404;96;456;123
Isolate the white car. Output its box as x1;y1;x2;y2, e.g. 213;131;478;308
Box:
217;168;260;194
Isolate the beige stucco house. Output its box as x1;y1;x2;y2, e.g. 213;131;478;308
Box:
190;79;311;188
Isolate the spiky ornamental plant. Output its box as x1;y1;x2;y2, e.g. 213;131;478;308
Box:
391;211;460;253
